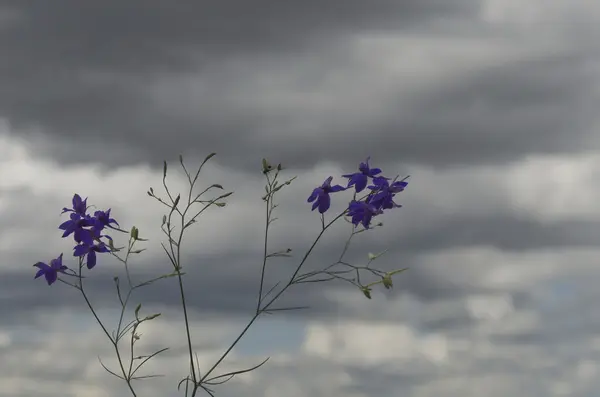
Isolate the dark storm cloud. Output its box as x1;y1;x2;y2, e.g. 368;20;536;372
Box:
0;0;473;119
2;0;474;71
386;49;600;168
396;215;600;253
4;0;598;175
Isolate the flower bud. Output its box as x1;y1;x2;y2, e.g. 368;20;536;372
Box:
262;158;274;174
360;286;372;299
382;274;393;289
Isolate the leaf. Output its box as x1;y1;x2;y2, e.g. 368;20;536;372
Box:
144;313;161;321
203;152;217;164
367;249;389;261
388;268;409;276
134;271;184;288
284;176;297;185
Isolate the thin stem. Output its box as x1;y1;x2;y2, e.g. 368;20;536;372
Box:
192;208;346;395
160;159;232;394
177;267;197;387
256;173;274;314
196;313;260;386
261;212;344;312
173;201;197;388
78;260;137;397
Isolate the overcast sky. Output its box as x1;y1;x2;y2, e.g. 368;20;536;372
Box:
1;1;600;396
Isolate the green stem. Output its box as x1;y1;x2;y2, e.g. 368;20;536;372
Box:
78;260;137;397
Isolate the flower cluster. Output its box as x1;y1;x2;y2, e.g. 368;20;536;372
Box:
308;157;408;229
33;194;120;285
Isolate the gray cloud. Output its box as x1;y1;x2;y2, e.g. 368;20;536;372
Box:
2;0;599;174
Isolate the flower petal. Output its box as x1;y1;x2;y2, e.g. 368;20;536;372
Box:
307;188;320;203
318;193;331;213
45;270;58;285
87;251;97;269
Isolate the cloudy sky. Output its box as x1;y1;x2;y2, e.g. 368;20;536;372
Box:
1;1;600;396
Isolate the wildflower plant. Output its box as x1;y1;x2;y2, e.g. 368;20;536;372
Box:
32;153;410;396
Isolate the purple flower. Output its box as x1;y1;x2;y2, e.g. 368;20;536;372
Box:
74;241;110;269
33;253;68;285
342;157;383;193
347;200;382;229
61;194;89;217
368;178;409;210
33;195;120;286
307;176;346;213
59;212;96;246
92;209;120;231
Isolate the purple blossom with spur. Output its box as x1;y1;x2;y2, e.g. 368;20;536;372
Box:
61;193;89;217
74;241;111;269
307;176;346;214
307;157;409;228
92;209;120;232
347;199;383;229
342;157;383;193
368;177;409;210
59;212;96;246
33;253;68;285
35;194;120;283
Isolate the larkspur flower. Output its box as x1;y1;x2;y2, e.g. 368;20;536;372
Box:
368;177;409;210
92;209;119;231
342;157;383;193
33;253;68;285
58;194;120;270
61;194;90;217
307;176;346;213
59;212;96;245
59;191;118;249
74;241;110;269
347;199;382;229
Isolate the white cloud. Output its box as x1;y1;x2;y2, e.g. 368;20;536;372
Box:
303;320;449;367
466;293;514;321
